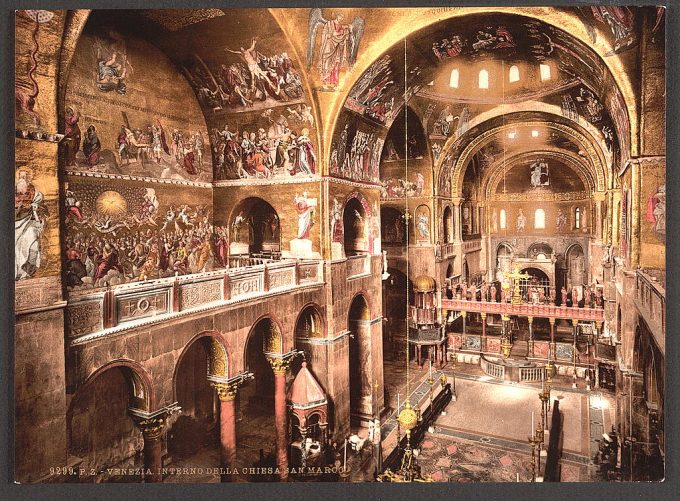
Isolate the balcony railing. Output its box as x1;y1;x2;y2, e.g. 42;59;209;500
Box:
346;254;371;279
462;238;482;253
481;357;505;379
635;270;665;353
410;305;437;325
66;258;324;342
438;242;456;258
519;366;546;383
441;297;605;322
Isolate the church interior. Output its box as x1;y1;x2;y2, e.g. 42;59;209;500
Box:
13;6;665;484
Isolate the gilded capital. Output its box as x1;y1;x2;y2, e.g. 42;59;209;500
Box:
139;417;164;441
212;381;238;401
267;356;292;374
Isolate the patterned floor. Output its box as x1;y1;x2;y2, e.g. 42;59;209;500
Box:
416;430;589;482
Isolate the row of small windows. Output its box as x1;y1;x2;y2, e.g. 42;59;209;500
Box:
498;207;580;230
449;64;551;89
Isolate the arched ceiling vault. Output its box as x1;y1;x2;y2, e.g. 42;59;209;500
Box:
453;101;612;169
441;118;607;198
323;7;637;170
483;149;595;201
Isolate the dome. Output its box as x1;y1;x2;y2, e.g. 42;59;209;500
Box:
413;275;437;292
287;362;327;410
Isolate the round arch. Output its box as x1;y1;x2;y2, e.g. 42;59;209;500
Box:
76;358;155;412
66;360;152;478
229;197;281;256
244;315;286;369
173;330;231;398
294;303;327;340
483;150;597;201
441;118;607;199
322;8;637;174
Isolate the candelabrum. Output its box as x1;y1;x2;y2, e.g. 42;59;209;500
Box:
427;373;435;406
528;433;541;482
539;388;550;435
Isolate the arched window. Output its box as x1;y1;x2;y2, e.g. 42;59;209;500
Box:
478;69;489;89
499;209;507;229
539;63;551;81
534;208;545;229
509;65;519;83
449;68;459;88
575;207;581;229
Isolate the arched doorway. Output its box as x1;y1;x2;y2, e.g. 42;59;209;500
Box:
443;205;453;243
343;198;368;256
67;364;151;481
382;268;412;361
237;317;282;473
292;305;324;376
170;337;219;462
348;294;372;424
230;198;280;257
566;244;585;289
462;259;470;283
520;267;550;302
495;243;513;281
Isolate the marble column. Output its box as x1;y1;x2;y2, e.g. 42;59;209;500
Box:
528;316;534;357
480;312;487;352
549;318;556;360
138;417;164;483
212;382;238;482
267;357;291;481
453;198;463;242
461;310;467;336
594;320;602;339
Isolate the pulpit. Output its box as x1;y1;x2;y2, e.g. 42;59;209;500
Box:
408;275;446;368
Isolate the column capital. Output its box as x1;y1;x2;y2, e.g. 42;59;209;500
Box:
571;319;579;327
138;417;165;441
527;316;533;324
267;356;293;374
549;317;556;326
501;314;510;322
212;381;239;401
595;320;602;330
480;312;487;319
460;310;467;318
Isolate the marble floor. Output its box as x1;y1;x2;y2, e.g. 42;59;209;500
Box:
160;358;611;483
379;358;610;482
